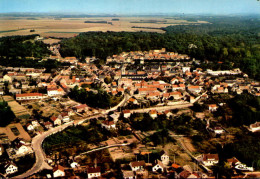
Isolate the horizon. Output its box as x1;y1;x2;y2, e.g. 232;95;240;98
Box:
1;0;260;15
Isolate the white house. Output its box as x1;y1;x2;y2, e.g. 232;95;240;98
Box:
0;144;4;156
26;123;34;131
101;120;116;130
51;116;62;126
123;110;131;118
129;161;145;171
5;162;18;175
249;121;260;132
208;104;218;112
152;160;164;173
200;154;219;167
31;120;40;128
70;162;80;168
58;112;70;123
16;144;30;155
53;165;65;178
87;167;101;179
213;127;225;135
161;152;170;166
149;110;158;119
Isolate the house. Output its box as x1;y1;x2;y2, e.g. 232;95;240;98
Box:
208;104;218;112
12;138;30;155
47;87;65;96
122;170;135;179
26;123;34;131
187;86;202;93
59;112;70;123
70;162;80;168
16;93;45;101
101;120;116;130
200;154;219;167
0;144;4;156
50;116;62;126
213;127;224;135
149;109;158;119
16;143;30;155
87;167;101;179
0;89;4;95
73;104;88;113
152;160;165;173
249;121;260;132
129;161;146;171
31;120;40;128
123;110;131;118
109;113;120;123
5;162;18;175
227;157;241;167
53;165;65;178
161;151;170;166
44;121;53;129
164;110;173;119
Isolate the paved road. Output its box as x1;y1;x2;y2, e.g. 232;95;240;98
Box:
14;114;103;179
14;95;191;178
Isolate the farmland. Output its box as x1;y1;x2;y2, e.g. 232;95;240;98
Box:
0;16;208;38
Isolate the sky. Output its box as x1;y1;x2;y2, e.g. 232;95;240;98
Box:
0;0;260;15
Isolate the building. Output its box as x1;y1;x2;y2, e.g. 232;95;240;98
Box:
149;110;158;119
101;120;116;130
53;165;65;178
249;121;260;132
5;162;18;175
16;93;46;101
161;152;170;166
200;154;219;167
208;104;218;112
73;104;88;113
50;116;62;126
129;161;146;171
87;167;101;179
152;160;165;173
123;110;131;118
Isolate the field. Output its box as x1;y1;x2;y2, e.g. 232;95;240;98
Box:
0;123;31;143
0;16;208;38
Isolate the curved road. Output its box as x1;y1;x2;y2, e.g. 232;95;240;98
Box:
14;94;190;178
14;114;103;179
14;95;129;178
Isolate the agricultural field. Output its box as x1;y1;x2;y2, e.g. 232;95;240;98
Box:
0;16;208;38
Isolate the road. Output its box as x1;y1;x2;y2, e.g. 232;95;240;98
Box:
14;114;103;179
14;94;191;178
14;95;129;178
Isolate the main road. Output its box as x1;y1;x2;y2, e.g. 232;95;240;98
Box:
14;95;130;178
14;113;103;179
14;94;191;178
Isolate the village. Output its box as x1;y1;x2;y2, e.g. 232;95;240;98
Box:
0;44;259;178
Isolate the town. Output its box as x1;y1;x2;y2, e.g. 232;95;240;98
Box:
0;41;259;179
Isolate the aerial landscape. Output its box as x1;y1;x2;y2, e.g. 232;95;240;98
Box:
0;0;259;178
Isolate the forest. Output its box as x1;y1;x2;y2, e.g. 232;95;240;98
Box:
59;16;260;80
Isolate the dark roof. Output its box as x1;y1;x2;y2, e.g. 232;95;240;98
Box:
87;167;101;174
203;154;219;161
130;160;145;167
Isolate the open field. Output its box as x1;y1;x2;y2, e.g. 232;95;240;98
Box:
0;16;208;38
0;123;31;143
